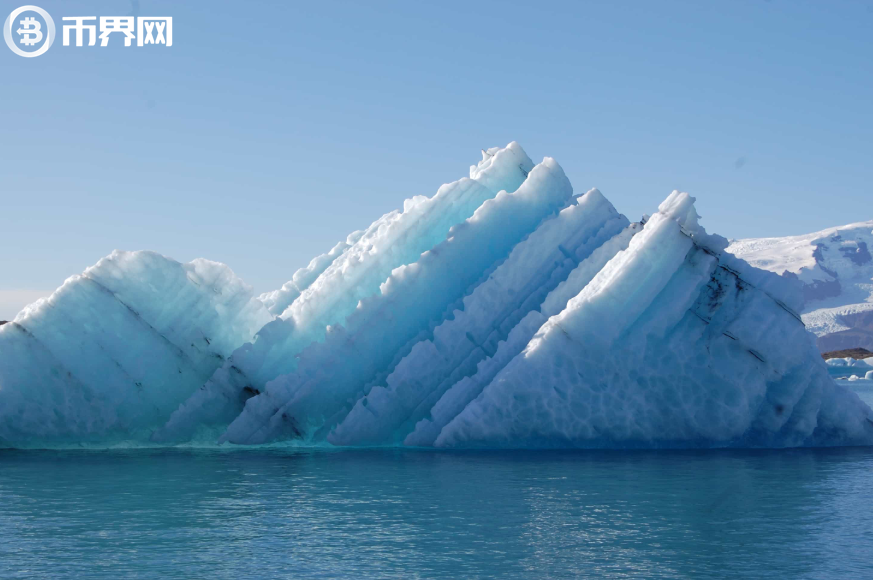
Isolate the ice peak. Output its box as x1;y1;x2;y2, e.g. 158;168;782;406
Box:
469;141;534;185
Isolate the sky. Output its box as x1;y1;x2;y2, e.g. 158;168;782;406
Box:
1;0;872;319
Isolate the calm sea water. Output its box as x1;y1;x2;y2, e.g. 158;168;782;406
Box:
1;444;873;579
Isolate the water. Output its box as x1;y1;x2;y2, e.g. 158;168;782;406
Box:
2;446;873;579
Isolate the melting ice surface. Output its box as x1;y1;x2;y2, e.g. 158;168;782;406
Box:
1;143;872;449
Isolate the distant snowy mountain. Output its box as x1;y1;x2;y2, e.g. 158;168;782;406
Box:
727;221;873;352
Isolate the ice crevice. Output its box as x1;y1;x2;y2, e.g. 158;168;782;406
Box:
0;143;871;449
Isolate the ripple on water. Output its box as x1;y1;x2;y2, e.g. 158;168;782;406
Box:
1;446;872;579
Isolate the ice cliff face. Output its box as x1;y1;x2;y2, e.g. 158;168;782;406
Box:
1;144;871;449
727;222;873;352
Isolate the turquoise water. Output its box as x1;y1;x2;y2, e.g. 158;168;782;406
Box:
1;446;873;579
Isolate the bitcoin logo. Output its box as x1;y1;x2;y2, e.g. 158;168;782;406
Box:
17;16;42;46
4;6;55;57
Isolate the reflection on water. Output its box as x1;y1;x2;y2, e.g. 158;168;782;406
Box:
1;446;872;579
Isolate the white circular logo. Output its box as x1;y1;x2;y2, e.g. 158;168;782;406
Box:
4;5;55;58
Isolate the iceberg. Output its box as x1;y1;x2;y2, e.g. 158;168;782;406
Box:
1;143;871;449
0;251;272;447
154;142;535;442
218;155;575;445
433;193;872;448
826;356;873;380
330;189;635;446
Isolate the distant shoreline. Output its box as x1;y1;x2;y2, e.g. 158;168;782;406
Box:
822;348;873;360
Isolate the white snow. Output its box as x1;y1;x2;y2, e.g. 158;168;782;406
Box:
726;221;873;281
728;221;873;351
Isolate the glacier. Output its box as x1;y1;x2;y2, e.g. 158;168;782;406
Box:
727;222;873;352
1;143;872;450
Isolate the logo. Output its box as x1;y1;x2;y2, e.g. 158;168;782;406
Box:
4;5;55;58
4;6;172;57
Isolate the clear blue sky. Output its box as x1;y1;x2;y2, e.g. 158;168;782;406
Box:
2;0;872;319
